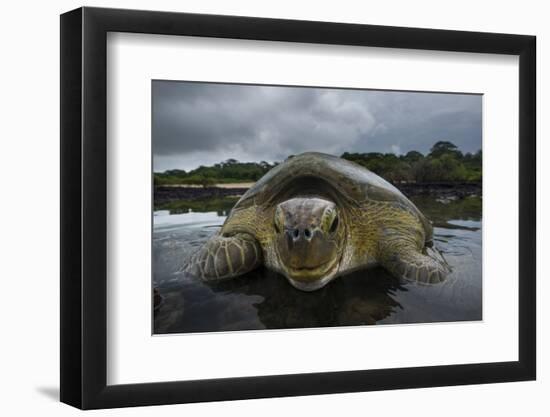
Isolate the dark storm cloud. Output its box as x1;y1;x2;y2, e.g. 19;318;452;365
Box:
153;81;481;172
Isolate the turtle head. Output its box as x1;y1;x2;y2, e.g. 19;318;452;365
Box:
273;197;343;291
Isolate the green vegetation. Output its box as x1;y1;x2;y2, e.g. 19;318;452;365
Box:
154;159;277;186
342;141;481;183
154;141;481;186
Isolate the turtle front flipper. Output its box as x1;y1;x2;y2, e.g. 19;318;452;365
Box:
184;232;262;281
379;239;450;284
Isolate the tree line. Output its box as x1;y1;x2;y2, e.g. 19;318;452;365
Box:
342;141;481;183
154;141;481;186
155;159;276;187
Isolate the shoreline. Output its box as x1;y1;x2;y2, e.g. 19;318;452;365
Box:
159;182;256;189
154;182;481;205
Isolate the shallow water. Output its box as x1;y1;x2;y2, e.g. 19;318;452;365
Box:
153;195;482;334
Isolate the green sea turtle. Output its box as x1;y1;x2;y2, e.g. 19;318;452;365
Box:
185;152;450;291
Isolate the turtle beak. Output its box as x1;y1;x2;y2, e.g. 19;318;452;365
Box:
284;227;335;269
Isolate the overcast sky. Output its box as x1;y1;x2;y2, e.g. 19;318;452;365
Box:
153;81;482;172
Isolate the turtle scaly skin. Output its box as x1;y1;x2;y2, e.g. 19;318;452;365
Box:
184;152;449;291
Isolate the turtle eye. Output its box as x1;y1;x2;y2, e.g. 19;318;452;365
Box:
274;221;281;234
329;215;339;233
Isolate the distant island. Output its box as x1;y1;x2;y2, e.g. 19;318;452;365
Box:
154;141;481;187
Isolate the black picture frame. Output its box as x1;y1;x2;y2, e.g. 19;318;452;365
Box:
60;6;536;410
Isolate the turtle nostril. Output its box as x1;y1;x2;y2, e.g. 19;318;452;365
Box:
292;229;300;239
304;228;312;239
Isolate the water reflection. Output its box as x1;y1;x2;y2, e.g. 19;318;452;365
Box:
153;195;482;334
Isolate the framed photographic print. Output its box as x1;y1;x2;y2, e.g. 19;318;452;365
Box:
60;6;536;409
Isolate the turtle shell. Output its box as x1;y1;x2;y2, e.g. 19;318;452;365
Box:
233;152;432;239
